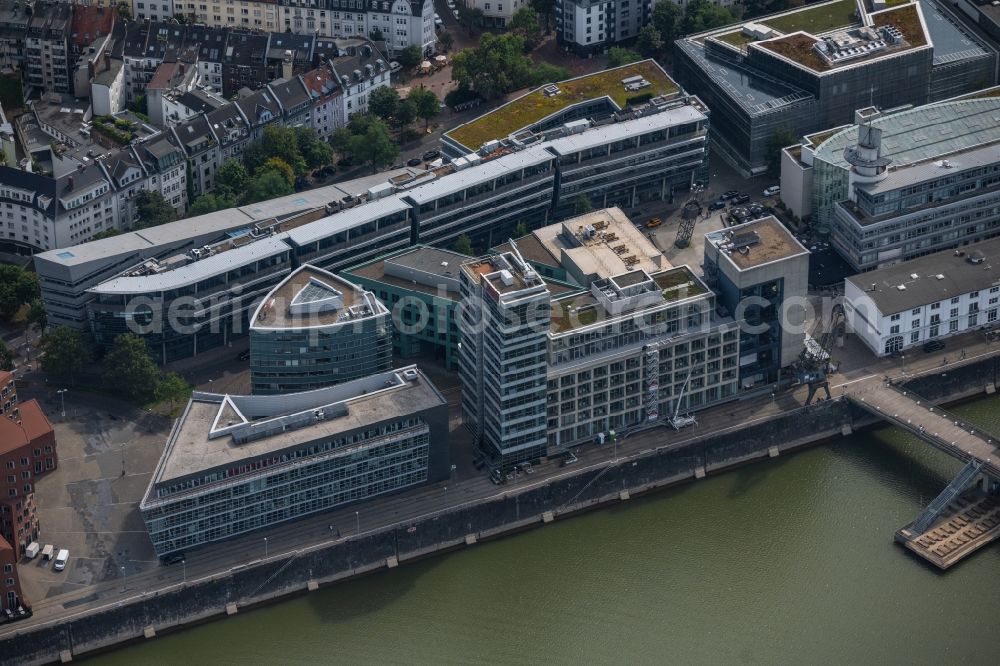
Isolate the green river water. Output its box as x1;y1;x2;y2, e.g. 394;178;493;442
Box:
92;398;1000;665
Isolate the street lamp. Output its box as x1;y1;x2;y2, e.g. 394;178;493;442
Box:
355;511;360;536
264;536;268;558
120;442;126;477
120;565;127;592
182;559;186;584
56;388;67;418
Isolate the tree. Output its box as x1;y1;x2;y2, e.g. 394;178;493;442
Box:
215;159;248;195
0;265;39;320
347;117;399;173
636;24;664;56
398;44;423;69
766;126;797;175
409;87;441;130
260;157;295;187
155;371;191;411
652;1;683;43
607;47;642;68
531;63;571;86
530;0;555;31
682;0;736;34
26;299;46;332
294;126;334;169
369;28;384;41
40;326;91;381
91;228;121;240
134;191;175;229
454;233;474;256
240;141;269;174
396;98;417;127
368;86;400;122
260;125;307;175
103;333;161;403
509;7;542;50
188;193;236;217
514;221;529;237
245;169;294;202
451;33;535;100
574;194;593;215
0;340;13;371
330;127;354;155
439;30;454;53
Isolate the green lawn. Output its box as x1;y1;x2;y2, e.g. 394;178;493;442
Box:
448;60;678;151
762;0;860;35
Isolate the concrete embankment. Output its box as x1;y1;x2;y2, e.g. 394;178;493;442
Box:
4;357;998;665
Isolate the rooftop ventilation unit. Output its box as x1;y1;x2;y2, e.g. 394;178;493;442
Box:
542;84;560;97
896;284;906;291
499;269;514;286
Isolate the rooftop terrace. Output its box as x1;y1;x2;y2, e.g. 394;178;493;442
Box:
446;60;679;152
550;266;706;333
706;216;808;270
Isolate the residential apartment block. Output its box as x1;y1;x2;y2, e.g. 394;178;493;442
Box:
279;0;435;56
555;0;652;57
674;0;996;176
249;264;392;395
139;365;449;557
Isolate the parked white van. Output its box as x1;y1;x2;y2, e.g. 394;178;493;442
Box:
41;544;54;560
53;549;69;571
25;542;39;559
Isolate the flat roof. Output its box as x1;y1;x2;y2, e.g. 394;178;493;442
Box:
856;140;1000;198
531;207;668;281
284;194;411;246
250;264;385;330
549;266;708;333
153;366;444;487
847;236;1000;314
446;60;680;151
403;145;553;204
344;245;471;299
90;235;291;295
544;105;706;154
706;216;809;271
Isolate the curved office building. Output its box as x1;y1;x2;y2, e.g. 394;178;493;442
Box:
249;264;392;395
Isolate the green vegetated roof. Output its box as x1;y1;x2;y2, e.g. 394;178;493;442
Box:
759;33;830;71
762;0;860;35
447;60;679;151
716;30;755;50
871;3;926;47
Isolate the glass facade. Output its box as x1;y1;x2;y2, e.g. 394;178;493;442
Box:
143;425;431;556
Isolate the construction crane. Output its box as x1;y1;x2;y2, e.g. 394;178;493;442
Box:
669;370;698;430
793;303;845;405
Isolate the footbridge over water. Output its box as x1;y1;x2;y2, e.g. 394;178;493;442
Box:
845;377;1000;568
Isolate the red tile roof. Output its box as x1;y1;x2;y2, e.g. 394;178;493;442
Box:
0;399;53;456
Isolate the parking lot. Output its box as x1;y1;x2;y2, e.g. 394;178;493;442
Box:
14;387;174;608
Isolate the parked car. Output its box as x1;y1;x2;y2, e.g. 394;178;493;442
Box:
238;349;251;361
337;157;353;167
452;9;460;19
53;549;69;572
722;190;739;199
763;185;781;197
923;340;945;353
422;149;441;161
646;217;662;229
708;199;726;211
435;18;443;27
733;193;751;205
407;157;423;167
389;61;401;73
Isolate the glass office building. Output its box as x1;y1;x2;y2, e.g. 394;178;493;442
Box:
249;264;391;395
139;366;449;557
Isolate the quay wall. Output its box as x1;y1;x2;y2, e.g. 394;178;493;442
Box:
4;357;998;664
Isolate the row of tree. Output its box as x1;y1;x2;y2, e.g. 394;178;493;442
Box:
40;327;190;408
604;1;741;64
187;126;334;216
450;32;570;101
366;86;441;131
